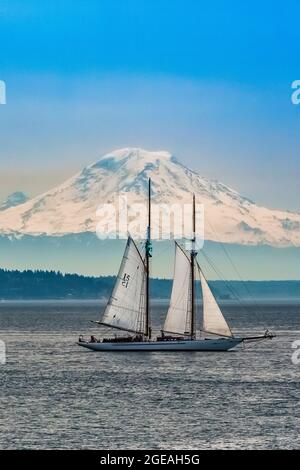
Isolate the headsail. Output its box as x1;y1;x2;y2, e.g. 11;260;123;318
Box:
197;263;233;338
163;242;193;336
100;237;147;334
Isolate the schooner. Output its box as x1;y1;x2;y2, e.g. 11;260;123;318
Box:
78;180;274;351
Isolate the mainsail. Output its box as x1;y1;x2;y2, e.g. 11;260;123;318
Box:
163;242;193;336
197;263;233;338
100;237;147;334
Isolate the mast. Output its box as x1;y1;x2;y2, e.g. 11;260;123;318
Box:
145;178;152;338
190;194;196;340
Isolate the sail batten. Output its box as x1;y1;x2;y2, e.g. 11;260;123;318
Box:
100;237;147;334
163;242;193;336
197;263;233;338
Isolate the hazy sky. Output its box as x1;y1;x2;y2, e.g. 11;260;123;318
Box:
1;0;300;211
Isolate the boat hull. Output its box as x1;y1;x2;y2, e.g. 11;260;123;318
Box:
77;338;243;352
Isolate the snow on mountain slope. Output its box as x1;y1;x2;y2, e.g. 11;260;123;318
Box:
0;147;300;246
0;191;28;211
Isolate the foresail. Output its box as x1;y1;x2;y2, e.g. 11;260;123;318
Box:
101;237;147;334
163;242;192;336
197;264;233;338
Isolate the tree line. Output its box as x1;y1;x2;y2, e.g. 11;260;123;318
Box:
0;268;299;300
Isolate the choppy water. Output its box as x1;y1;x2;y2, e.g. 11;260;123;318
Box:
0;300;299;449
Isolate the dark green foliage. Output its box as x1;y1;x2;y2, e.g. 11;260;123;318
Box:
0;268;299;300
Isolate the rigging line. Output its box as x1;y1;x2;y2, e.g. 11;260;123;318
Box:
217;242;265;318
129;236;147;267
205;248;268;330
199;253;264;334
205;217;266;322
199;250;255;318
200;250;254;317
203;219;263;324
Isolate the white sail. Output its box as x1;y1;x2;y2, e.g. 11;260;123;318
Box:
163;243;192;336
101;237;147;334
198;264;233;337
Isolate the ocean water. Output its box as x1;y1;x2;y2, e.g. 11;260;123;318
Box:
0;300;299;450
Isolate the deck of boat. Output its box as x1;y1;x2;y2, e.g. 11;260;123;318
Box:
77;337;243;351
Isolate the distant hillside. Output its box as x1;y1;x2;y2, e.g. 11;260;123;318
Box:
0;268;300;300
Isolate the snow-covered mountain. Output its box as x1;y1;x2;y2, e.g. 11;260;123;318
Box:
0;191;28;211
0;147;300;247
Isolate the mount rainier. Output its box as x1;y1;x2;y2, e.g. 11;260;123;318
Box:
0;147;300;247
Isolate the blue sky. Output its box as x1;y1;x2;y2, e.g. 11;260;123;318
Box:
0;0;300;211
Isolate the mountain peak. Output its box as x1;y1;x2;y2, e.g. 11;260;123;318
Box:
101;147;173;161
0;148;300;247
89;147;173;171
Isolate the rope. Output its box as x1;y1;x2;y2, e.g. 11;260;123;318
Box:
203;216;269;329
